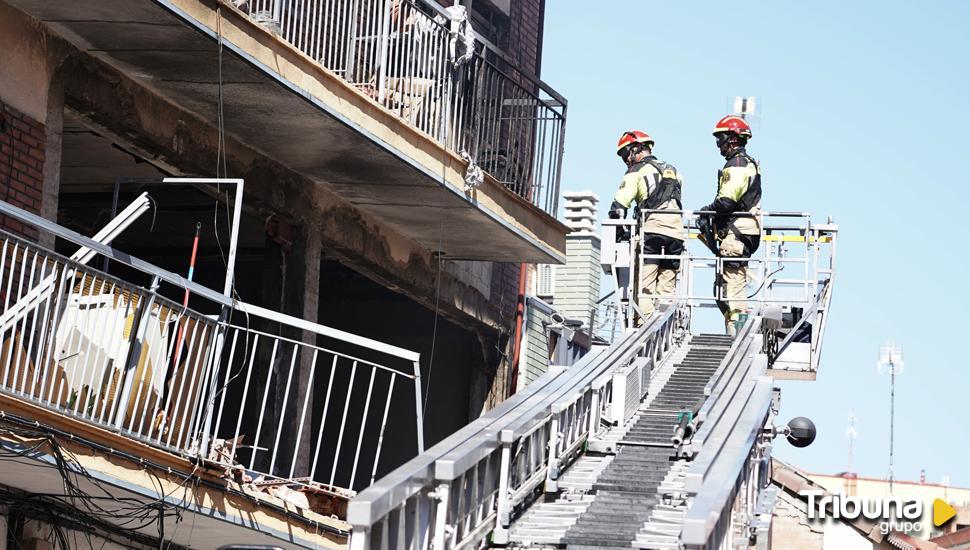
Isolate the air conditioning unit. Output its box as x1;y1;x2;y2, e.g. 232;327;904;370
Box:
536;264;555;299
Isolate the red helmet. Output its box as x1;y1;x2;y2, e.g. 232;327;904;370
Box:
712;115;752;139
616;130;654;156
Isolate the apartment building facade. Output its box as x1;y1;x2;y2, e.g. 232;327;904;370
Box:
0;0;566;547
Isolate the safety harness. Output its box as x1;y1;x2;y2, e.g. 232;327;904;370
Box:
642;159;683;210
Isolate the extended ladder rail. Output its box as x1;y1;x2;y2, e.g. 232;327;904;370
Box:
691;318;764;452
680;318;776;549
348;304;685;550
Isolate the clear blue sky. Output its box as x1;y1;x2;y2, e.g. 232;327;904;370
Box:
542;1;970;486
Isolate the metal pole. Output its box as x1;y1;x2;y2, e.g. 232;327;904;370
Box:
290;348;319;479
370;373;396;485
331;361;359;486
192;177;244;457
309;355;338;481
167;223;201;397
590;387;600;434
271;0;282;28
376;0;392;104
113;275;161;429
105;177;122;271
412;360;425;452
627;230;636;331
889;361;895;495
551;103;567;214
349;368;377;489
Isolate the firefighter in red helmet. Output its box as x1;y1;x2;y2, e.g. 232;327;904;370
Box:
698;116;762;335
610;130;685;325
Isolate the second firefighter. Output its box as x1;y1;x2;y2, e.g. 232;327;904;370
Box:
609;130;685;325
698;115;762;335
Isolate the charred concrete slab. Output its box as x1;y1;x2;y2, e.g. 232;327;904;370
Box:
0;1;521;334
6;0;567;264
0;395;348;549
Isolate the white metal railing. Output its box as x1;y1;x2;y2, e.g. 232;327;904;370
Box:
347;305;684;549
601;211;837;371
0;199;423;494
602;211;837;312
239;0;567;216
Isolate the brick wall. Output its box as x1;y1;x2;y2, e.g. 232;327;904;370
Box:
772;490;824;550
505;0;543;77
554;236;601;327
491;261;521;332
487;1;543;398
475;0;544;79
485;261;521;397
0;101;45;240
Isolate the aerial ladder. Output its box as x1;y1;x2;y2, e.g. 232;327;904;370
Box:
348;209;837;550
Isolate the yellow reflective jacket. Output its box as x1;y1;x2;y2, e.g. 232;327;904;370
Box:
613;158;685;241
710;150;762;236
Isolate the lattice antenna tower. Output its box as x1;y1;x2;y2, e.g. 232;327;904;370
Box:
846;409;857;474
878;342;904;495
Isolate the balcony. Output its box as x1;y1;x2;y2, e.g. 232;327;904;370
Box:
0;197;426;546
9;0;568;262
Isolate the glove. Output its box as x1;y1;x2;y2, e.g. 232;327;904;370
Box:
696;213;719;255
696;212;712;233
608;200;626;220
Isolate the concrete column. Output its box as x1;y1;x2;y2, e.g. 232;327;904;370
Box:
39;71;64;249
257;217;320;478
293;220;321;476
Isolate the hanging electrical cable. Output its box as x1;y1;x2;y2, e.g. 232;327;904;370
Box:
200;5;254;435
422;216;444;416
0;412;348;542
0;421;187;549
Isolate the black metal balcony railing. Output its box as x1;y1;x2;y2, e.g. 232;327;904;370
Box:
242;0;566;216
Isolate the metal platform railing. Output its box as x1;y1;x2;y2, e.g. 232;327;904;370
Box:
347;305;684;549
603;211;837;311
0;199;423;494
601;211;837;374
240;0;566;216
